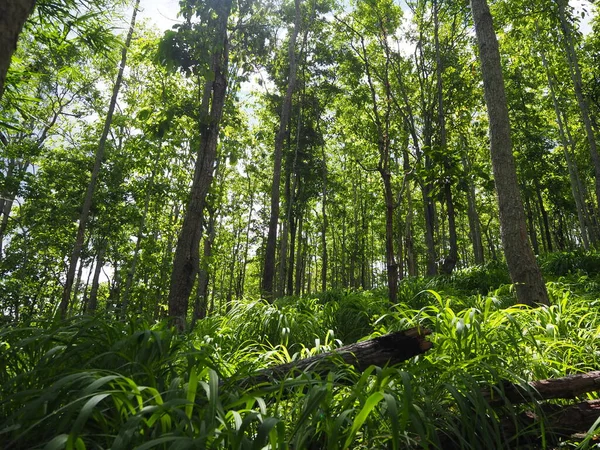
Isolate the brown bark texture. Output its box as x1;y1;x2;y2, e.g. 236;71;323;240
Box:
168;0;232;331
262;0;302;301
485;371;600;405
0;0;36;100
470;0;548;306
238;327;432;388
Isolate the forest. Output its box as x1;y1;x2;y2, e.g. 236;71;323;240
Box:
1;0;600;447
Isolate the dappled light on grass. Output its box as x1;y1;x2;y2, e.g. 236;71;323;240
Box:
3;273;600;448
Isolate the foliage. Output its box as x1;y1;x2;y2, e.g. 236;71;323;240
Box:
3;278;600;448
539;251;600;277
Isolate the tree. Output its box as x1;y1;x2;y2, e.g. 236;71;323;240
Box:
470;0;548;306
165;0;233;330
262;0;303;301
59;0;141;318
0;0;37;100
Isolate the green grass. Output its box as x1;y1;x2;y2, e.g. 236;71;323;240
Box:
2;267;600;448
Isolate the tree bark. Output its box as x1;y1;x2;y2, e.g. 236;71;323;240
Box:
470;0;548;306
121;147;159;317
193;206;216;324
462;149;485;265
434;0;458;275
538;30;590;248
237;327;432;388
321;145;328;292
280;172;292;297
485;371;600;405
262;0;302;301
59;0;140;319
168;0;232;331
0;0;36;100
87;243;106;313
557;0;600;213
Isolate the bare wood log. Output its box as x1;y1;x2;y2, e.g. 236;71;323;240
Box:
485;371;600;405
237;327;432;388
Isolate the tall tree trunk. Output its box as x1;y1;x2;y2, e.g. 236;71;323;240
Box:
557;0;600;212
525;193;540;255
0;0;36;100
422;164;437;276
279;172;291;297
88;243;106;314
405;185;417;277
287;210;296;296
538;32;590;248
462;149;485;265
434;0;458;275
193;206;216;324
81;258;94;314
262;0;302;300
60;0;140;319
355;15;398;302
168;0;232;331
470;0;548;305
294;212;304;296
321;145;328;292
72;255;85;315
535;181;553;253
0;158;16;258
121;147;159;316
236;178;254;299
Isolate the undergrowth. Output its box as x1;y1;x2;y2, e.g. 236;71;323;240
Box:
2;259;600;449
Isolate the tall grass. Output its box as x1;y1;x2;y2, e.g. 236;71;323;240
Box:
2;270;600;448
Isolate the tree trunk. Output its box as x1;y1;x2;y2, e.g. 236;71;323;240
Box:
434;0;457;275
462;150;485;265
538;33;590;248
87;243;106;314
121;148;158;316
525;193;539;255
321;145;328;292
422;176;438;276
0;0;36;100
262;0;302;301
59;0;140;319
535;181;552;253
238;327;432;388
236;177;254;299
557;0;600;213
470;0;548;306
294;212;304;296
382;170;398;303
279;172;291;297
193;206;216;324
0;158;16;258
168;0;232;331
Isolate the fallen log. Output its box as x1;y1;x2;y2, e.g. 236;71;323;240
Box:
237;327;432;388
524;399;600;436
485;371;600;405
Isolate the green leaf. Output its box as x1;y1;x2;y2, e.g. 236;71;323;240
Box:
44;434;68;450
185;366;198;419
343;391;384;449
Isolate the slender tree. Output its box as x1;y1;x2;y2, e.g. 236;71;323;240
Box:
470;0;548;305
167;0;233;330
262;0;302;301
59;0;141;318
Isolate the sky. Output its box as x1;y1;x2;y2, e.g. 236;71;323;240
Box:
137;0;181;32
136;0;596;34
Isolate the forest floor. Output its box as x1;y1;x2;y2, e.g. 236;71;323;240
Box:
2;251;600;449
